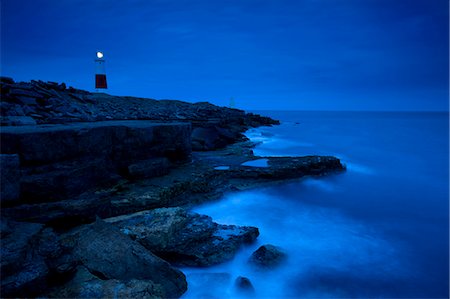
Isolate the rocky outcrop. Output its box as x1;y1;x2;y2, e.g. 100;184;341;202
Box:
0;218;71;297
106;207;259;266
0;217;188;298
249;244;286;268
0;77;347;299
235;276;255;293
47;266;165;299
0;78;279;150
59;219;187;298
2;142;345;228
0;120;191;205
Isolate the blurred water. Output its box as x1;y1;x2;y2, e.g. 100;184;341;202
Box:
181;111;449;298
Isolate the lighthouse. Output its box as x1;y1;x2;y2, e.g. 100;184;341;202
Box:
94;51;107;90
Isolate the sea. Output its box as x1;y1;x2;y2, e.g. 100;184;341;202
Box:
181;111;449;299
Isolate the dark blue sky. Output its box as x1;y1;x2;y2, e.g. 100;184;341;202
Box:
1;0;448;111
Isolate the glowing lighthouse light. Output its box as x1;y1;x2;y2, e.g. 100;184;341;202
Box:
94;51;107;90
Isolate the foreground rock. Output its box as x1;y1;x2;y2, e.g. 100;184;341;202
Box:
0;218;187;298
47;266;165;298
249;244;287;268
106;207;259;266
62;219;187;298
0;218;68;297
235;276;255;293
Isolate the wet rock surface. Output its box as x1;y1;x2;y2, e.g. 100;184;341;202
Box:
0;218;67;297
66;219;187;298
235;276;256;293
47;266;165;299
106;207;259;266
249;244;287;268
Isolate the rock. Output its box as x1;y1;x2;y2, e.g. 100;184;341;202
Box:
71;219;187;298
17;96;38;105
106;207;259;266
127;157;170;179
0;220;44;279
0;120;191;203
0;76;14;84
230;156;345;180
0;154;20;204
9;87;43;99
2;78;280;151
1;120;191;166
1;115;37;126
249;244;286;268
0;102;26;116
192;127;226;151
0;218;13;238
0;219;67;297
47;266;165;299
235;276;255;293
191;125;244;151
1;257;49;298
19;157;120;204
2;194;113;228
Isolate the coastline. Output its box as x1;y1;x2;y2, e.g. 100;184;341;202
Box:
0;78;345;298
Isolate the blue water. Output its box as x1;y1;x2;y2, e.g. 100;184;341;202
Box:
182;111;449;298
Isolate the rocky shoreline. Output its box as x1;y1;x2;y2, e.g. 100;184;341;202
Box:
0;77;345;298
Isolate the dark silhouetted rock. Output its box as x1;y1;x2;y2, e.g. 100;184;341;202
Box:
106;207;259;266
1;78;279;150
0;120;191;203
192;127;223;151
0;154;20;204
47;266;165;299
249;244;286;268
128;157;170;179
235;276;255;293
70;219;187;298
0;76;14;84
1;115;37;126
0;219;67;298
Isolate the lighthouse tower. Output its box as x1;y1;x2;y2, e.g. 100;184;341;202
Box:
94;51;107;90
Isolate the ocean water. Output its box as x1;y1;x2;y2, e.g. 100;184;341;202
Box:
181;111;449;298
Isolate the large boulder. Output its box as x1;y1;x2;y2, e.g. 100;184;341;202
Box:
235;276;255;293
0;219;69;298
106;207;260;266
47;266;165;299
68;219;187;298
248;244;286;268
